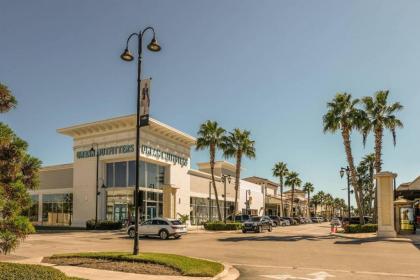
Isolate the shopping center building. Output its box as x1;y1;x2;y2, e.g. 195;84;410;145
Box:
27;115;264;227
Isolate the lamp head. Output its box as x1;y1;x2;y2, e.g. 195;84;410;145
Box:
340;169;345;178
120;48;134;61
147;37;161;52
90;147;95;153
101;183;107;189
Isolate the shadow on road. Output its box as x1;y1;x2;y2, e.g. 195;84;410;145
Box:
218;234;334;243
334;237;414;246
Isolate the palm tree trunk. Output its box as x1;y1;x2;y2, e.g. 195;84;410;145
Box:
307;191;311;217
280;177;284;217
291;186;295;217
234;151;242;214
341;128;365;224
374;127;383;173
210;145;222;221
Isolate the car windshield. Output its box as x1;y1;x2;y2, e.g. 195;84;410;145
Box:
170;220;182;225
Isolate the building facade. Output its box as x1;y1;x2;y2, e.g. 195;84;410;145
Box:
29;115;263;227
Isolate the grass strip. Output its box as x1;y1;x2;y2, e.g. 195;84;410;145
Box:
47;251;224;277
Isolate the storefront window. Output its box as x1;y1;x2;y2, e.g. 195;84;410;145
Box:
190;197;234;225
106;160;165;189
115;161;127;187
42;193;73;226
106;189;163;222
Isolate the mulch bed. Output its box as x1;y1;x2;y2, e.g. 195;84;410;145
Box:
42;257;182;276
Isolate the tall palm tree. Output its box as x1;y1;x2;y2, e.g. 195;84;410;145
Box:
0;83;17;113
222;128;256;213
302;182;314;217
272;162;288;217
196;120;226;221
317;191;326;217
324;194;334;219
311;193;321;217
323;92;365;223
285;171;301;217
361;90;403;173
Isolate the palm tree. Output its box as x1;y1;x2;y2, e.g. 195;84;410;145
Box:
222;128;256;213
196;120;226;221
317;191;326;217
357;153;375;217
272;162;288;217
0;83;17;113
361;90;403;173
323;92;365;223
285;171;301;217
311;193;321;217
324;194;333;219
302;182;314;217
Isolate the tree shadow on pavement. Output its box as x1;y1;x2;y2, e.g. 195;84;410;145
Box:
334;237;415;246
218;235;334;243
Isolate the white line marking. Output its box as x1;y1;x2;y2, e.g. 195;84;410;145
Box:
232;263;418;278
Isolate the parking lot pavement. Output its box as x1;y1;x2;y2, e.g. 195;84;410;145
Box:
1;223;419;280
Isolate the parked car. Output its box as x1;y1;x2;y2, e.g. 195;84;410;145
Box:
127;218;187;240
226;214;251;223
298;217;307;224
242;216;273;233
311;216;324;223
269;215;287;226
330;217;342;227
283;217;298;225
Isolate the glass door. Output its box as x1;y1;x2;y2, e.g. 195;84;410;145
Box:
114;204;127;222
147;205;156;220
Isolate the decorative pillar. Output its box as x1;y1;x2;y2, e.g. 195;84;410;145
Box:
163;185;178;219
375;171;397;238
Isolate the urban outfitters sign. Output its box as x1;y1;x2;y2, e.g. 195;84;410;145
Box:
76;144;135;159
141;145;188;167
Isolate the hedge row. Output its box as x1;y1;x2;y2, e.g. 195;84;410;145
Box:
344;223;378;233
204;222;242;231
86;220;123;230
0;262;83;280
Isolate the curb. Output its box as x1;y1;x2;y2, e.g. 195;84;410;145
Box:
212;263;240;280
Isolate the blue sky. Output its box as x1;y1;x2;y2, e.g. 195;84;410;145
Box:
1;1;420;201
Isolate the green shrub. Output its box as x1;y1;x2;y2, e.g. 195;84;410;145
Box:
0;262;84;280
86;220;122;230
344;223;378;233
203;221;242;231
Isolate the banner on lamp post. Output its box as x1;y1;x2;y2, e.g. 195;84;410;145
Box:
139;79;151;127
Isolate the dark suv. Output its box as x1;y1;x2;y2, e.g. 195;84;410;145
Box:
242;216;272;233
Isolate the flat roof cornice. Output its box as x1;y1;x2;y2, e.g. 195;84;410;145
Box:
57;114;196;146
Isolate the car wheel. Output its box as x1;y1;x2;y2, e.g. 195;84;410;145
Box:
268;225;272;232
128;229;135;239
159;230;169;240
242;229;247;233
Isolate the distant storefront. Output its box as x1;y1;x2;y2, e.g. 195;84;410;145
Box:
29;115;263;227
396;178;420;234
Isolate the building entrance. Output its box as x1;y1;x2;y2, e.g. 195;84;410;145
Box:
113;204;127;222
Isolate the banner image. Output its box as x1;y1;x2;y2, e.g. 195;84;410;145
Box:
139;79;151;127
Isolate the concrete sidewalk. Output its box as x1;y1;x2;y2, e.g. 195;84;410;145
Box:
11;257;239;280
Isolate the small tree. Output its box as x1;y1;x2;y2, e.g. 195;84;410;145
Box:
0;83;41;254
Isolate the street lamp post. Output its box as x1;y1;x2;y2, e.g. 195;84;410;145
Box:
340;166;351;222
221;174;231;223
120;27;161;255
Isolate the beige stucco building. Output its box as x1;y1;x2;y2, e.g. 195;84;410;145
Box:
27;115;264;227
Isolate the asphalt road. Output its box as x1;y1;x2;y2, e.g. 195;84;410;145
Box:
1;223;419;280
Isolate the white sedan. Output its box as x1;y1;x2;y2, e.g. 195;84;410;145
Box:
127;218;187;240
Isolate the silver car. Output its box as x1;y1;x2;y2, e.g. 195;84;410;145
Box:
127;218;187;240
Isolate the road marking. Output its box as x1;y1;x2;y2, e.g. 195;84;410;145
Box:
232;263;418;278
261;271;335;280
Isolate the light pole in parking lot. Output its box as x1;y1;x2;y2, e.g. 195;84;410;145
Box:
340;166;351;222
120;26;161;255
221;174;231;223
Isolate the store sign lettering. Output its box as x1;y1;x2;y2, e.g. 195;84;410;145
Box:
76;144;135;159
141;145;188;167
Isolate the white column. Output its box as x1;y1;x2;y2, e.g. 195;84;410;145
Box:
375;171;397;238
